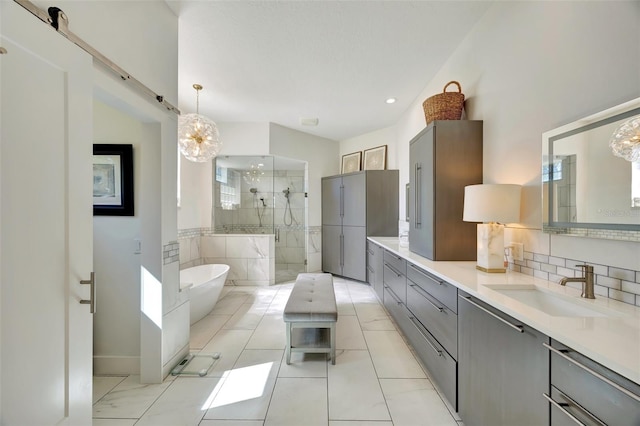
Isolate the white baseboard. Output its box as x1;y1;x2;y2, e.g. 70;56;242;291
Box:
94;355;140;376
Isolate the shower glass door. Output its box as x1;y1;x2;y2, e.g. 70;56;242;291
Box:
213;155;308;283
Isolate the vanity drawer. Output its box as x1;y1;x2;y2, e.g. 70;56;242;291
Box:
407;262;457;313
548;340;640;426
383;250;406;274
403;303;457;410
383;263;406;303
406;280;457;358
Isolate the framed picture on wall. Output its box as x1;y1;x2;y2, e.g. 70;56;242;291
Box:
93;144;134;216
363;145;387;170
341;151;362;174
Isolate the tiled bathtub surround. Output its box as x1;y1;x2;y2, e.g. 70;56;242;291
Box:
509;252;640;306
179;232;275;286
179;225;322;284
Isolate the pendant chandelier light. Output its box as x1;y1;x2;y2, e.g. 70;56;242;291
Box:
178;84;221;162
609;116;640;162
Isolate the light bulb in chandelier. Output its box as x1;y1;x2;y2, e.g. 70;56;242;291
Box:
178;84;222;162
609;116;640;162
243;163;265;184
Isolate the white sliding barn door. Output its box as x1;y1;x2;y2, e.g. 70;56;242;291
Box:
1;2;94;424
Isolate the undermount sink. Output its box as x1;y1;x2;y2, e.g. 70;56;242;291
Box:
484;284;621;318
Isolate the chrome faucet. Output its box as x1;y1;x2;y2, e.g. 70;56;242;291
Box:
559;264;596;299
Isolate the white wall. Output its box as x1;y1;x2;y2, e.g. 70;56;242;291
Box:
93;101;143;374
35;0;178;106
269;123;339;227
348;1;640;271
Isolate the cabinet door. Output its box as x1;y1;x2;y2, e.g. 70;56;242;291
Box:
322;176;342;226
409;128;434;259
458;293;549;426
322;225;342;275
342;172;366;227
342;225;366;281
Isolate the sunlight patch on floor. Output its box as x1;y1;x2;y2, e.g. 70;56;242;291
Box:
201;362;273;410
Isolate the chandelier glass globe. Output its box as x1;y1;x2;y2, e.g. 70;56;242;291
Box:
178;113;221;162
609;116;640;162
178;84;222;162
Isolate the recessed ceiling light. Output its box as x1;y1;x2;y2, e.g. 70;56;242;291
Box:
300;117;319;126
386;97;397;104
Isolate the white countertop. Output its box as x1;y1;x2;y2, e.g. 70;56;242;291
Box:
369;236;640;385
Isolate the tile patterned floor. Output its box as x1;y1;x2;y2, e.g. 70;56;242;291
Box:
93;277;461;425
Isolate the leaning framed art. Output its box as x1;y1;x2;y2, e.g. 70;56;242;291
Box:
93;144;134;216
341;151;362;174
363;145;387;170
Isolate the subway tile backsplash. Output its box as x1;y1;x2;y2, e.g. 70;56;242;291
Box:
509;251;640;307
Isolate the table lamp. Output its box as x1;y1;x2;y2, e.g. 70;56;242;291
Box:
463;184;521;273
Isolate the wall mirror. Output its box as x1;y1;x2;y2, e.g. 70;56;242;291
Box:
542;97;640;242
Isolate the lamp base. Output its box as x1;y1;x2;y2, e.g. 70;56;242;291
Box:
476;223;507;273
476;265;506;273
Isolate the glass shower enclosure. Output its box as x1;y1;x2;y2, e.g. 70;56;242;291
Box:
213;155;307;283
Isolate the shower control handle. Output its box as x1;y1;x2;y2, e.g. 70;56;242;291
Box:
79;272;96;314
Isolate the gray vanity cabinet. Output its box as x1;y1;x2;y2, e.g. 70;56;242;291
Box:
322;170;398;281
546;340;640;426
458;291;549;426
409;121;482;260
366;241;384;300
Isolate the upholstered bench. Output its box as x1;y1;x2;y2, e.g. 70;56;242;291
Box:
283;273;338;365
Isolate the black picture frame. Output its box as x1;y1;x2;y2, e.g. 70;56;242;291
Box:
93;144;134;216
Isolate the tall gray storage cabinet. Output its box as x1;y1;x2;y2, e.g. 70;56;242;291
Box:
322;170;398;281
409;120;483;260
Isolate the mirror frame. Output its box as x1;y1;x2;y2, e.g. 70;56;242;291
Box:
542;97;640;242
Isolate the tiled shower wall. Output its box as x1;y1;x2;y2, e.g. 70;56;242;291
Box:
508;251;640;307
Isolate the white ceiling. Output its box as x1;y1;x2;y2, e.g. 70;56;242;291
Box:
170;1;493;141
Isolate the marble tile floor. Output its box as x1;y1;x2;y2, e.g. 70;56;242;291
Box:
93;277;461;426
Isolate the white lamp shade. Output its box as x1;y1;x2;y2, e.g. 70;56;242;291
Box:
463;184;521;224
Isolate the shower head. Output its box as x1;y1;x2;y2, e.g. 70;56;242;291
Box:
282;188;290;198
250;188;258;194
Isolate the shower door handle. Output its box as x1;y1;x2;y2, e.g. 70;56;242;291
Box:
79;272;96;314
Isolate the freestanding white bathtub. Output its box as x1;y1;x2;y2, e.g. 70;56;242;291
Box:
180;264;230;325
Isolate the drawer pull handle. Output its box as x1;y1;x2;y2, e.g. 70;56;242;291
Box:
409;264;444;285
459;295;524;333
543;389;606;426
542;393;586;426
408;315;442;357
367;249;374;255
384;286;403;306
384;263;402;277
543;343;640;403
409;284;443;312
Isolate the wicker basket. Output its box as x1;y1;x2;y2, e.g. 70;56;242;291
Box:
422;81;465;124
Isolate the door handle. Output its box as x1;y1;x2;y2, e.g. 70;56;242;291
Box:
414;163;422;228
79;272;96;313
